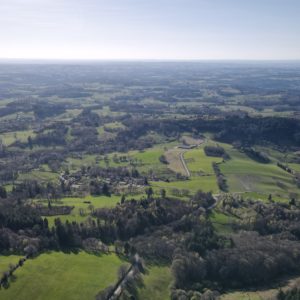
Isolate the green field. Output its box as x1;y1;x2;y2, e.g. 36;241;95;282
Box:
35;195;125;226
18;170;58;183
0;255;23;274
210;211;237;234
289;163;300;172
66;146;168;172
1;130;35;146
0;252;124;300
164;149;187;175
184;147;223;175
151;176;218;194
217;143;299;198
138;265;172;300
151;142;221;194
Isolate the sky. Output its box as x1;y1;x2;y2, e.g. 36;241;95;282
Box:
0;0;300;60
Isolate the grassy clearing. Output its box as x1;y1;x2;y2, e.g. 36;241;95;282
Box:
53;109;82;122
103;122;126;130
0;111;35;122
221;291;270;300
151;176;218;194
221;276;300;300
1;130;35;146
151;141;221;194
164;148;187;176
289;163;300;172
97;126;117;141
184;147;223;175
218;143;299;197
241;191;289;203
3;184;13;192
1;252;124;300
131;147;166;173
35;195;124;226
138;265;172;300
66;142;177;176
18;170;58;183
210;211;236;234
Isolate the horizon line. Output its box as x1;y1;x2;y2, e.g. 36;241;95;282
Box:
1;58;300;65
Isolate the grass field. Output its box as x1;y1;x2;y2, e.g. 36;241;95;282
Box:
218;142;299;198
1;130;36;146
131;147;167;174
18;170;58;183
164;148;187;176
151;176;218;194
289;163;300;172
210;211;237;234
150;141;222;194
220;275;300;300
0;255;23;274
66;145;169;173
35;195;125;226
241;191;288;203
138;265;172;300
0;252;124;300
184;147;223;175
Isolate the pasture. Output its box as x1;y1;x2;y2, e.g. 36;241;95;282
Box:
219;143;299;197
18;170;59;183
220;275;300;300
34;195;125;226
0;255;23;274
164;148;187;176
1;130;35;146
138;265;172;300
184;147;223;175
0;252;124;300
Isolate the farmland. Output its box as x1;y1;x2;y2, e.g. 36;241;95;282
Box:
0;252;124;300
1;62;300;299
137;265;172;300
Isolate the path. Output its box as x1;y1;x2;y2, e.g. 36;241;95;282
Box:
208;194;220;210
110;266;134;299
106;254;140;300
179;151;191;177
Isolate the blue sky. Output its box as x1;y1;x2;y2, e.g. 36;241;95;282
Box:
0;0;299;60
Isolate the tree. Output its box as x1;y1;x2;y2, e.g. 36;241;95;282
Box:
0;186;7;198
102;183;110;196
268;194;273;202
145;187;153;199
160;189;166;198
27;136;33;150
124;242;130;256
121;194;126;204
290;198;296;206
88;204;95;213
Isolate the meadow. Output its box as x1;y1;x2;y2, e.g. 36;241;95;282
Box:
34;195;126;226
1;129;36;146
137;265;172;300
0;252;124;300
0;255;23;274
219;143;299;198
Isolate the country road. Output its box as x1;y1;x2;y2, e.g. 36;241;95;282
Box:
179;151;191;177
107;254;140;300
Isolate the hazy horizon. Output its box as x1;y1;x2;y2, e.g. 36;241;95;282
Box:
1;0;300;60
